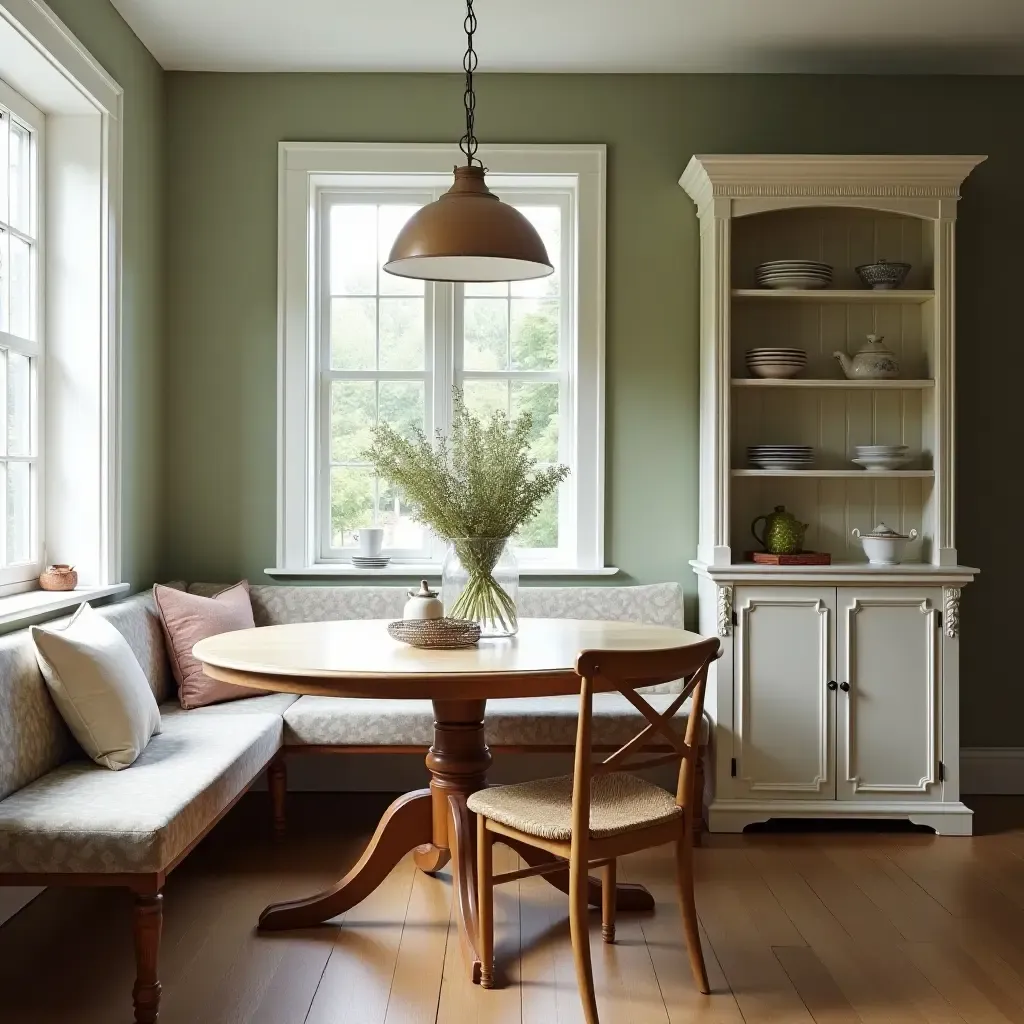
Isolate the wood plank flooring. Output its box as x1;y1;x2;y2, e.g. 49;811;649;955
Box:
0;795;1022;1024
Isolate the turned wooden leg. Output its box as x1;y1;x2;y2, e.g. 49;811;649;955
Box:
477;815;494;988
692;751;706;848
268;756;287;840
602;860;617;943
132;891;163;1024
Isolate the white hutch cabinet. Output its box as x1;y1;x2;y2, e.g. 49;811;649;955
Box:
679;155;984;835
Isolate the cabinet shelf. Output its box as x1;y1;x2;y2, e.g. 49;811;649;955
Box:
732;469;934;479
732;378;934;390
732;288;934;303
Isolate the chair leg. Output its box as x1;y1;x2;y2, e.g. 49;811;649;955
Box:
692;753;706;847
674;837;709;994
132;891;163;1024
477;815;494;989
570;851;600;1024
268;756;287;840
601;860;616;943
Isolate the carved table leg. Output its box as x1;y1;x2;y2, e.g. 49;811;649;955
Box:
259;788;433;929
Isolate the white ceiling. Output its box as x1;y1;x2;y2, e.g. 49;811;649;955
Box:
109;0;1024;74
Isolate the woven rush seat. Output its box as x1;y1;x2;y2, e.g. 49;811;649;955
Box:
467;772;681;841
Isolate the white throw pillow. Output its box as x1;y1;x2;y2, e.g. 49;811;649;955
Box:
31;603;162;770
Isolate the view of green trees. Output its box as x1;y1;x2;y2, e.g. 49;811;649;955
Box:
329;202;564;553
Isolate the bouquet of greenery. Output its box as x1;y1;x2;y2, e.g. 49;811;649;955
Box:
363;389;569;632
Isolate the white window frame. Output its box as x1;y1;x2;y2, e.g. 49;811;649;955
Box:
0;78;43;587
0;0;125;606
276;142;607;576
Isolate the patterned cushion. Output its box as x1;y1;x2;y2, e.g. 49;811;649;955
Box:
0;711;282;874
284;693;708;747
0;592;173;802
160;693;299;718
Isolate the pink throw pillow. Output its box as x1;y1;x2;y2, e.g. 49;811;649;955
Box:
153;582;266;709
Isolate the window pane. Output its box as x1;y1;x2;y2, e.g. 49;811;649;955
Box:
463;379;509;419
330;297;376;370
330;380;375;463
7;351;31;457
0;230;8;333
378;206;425;296
329;205;377;295
378;380;425;439
8;121;31;235
378;482;425;551
465;281;508;298
9;235;31;340
510;206;560;298
516;488;558;550
330;466;374;548
511;381;559;463
0;116;8;225
463;298;508;371
379;297;425;370
511;298;559;371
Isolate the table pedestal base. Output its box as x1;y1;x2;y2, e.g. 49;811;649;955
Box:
257;699;655;981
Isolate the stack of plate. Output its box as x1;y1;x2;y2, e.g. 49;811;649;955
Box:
852;444;910;472
755;260;833;290
746;347;808;379
748;445;815;470
351;554;392;569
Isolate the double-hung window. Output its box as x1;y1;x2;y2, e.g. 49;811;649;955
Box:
0;83;42;587
279;144;605;574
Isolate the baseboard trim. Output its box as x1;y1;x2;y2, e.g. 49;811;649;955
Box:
961;747;1024;795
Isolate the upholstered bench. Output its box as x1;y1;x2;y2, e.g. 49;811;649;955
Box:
187;582;709;843
0;581;706;1022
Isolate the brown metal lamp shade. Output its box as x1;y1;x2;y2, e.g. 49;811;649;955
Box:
384;165;553;283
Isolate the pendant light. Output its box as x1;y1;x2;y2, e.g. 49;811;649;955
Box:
383;0;553;283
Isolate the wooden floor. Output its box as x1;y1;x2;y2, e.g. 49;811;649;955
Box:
2;794;1024;1024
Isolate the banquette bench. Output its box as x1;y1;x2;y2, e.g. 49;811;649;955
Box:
0;582;707;1023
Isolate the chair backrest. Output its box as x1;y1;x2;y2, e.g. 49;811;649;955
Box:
571;636;720;843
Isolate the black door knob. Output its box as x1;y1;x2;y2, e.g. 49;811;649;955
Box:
827;680;838;690
839;681;850;692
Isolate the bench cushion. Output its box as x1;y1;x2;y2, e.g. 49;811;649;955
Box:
283;694;708;748
160;692;299;718
0;711;281;874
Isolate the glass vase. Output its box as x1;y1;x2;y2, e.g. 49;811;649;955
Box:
442;538;519;638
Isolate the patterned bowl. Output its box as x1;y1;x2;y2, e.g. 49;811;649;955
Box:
856;260;911;290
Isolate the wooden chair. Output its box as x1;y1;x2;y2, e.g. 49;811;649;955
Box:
467;635;719;1023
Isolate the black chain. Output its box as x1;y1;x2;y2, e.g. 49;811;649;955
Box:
458;0;480;166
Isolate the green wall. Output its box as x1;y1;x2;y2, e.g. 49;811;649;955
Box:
44;0;165;589
163;72;1021;747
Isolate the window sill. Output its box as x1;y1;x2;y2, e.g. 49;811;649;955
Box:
0;583;130;631
264;565;620;579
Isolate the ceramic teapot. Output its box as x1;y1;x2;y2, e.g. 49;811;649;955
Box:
834;334;900;380
403;580;444;620
751;505;809;555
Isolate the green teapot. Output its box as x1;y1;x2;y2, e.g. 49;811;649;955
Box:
751;505;809;555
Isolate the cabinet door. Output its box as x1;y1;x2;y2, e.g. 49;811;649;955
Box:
836;587;942;802
733;586;836;799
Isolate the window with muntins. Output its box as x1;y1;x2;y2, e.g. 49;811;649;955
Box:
0;85;42;587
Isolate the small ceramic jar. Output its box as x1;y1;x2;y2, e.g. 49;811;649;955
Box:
404;580;444;620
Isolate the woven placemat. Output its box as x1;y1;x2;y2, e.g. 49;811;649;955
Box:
387;617;482;649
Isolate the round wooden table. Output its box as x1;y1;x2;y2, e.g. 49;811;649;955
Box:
193;617;707;982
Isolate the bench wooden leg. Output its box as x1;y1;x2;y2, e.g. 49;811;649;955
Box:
132;891;163;1023
269;756;287;840
692;750;706;847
